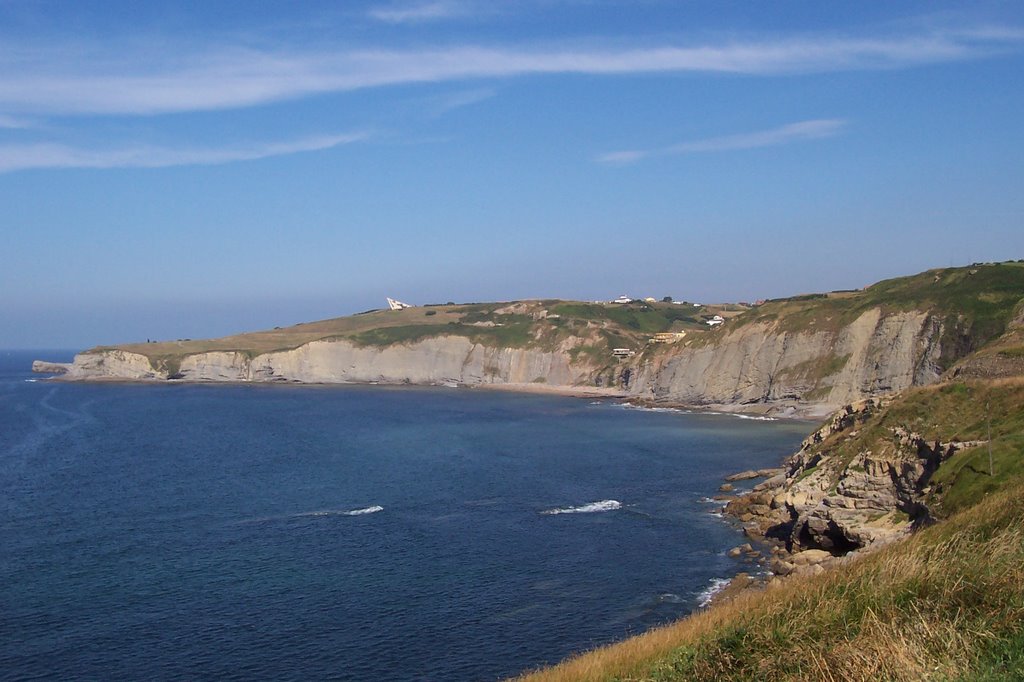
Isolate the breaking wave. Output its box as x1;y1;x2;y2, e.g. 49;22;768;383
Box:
541;499;622;515
697;577;731;608
344;505;384;516
292;505;384;519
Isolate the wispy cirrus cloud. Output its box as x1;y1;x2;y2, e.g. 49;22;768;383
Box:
0;132;367;173
597;119;847;164
0;113;34;128
424;87;495;116
368;1;468;24
0;26;1020;116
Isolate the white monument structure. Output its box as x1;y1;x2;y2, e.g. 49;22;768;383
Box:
387;297;414;311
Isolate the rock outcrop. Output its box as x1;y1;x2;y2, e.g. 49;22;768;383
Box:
31;360;71;374
725;397;988;574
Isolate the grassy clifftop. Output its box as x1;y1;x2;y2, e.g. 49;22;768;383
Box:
735;261;1024;366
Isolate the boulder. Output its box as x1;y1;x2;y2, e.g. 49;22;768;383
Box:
790;549;832;566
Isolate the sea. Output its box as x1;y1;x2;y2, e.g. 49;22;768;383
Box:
0;350;809;681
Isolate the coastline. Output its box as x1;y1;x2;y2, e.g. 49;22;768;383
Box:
37;363;830;420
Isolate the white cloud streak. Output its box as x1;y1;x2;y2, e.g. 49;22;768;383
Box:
0;132;367;173
368;1;467;24
597;119;847;163
0;113;33;128
426;87;495;116
0;26;1019;116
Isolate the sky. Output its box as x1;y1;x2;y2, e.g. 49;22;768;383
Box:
2;1;1023;348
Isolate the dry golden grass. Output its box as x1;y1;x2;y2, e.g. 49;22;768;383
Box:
516;483;1024;682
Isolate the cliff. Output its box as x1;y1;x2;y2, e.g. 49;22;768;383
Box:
64;337;596;387
39;263;1024;415
627;308;943;414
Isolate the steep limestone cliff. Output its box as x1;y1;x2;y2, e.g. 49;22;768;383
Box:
628;309;944;413
62;336;598;387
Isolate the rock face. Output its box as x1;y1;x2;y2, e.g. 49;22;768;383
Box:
50;306;952;414
31;361;71;374
60;337;596;387
61;349;166;380
629;310;944;412
725;399;987;563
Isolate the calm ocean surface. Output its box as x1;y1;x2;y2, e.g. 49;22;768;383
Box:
0;350;809;681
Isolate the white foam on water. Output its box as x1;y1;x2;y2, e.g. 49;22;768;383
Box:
734;414;778;421
23;379;37;383
294;505;383;519
618;403;691;414
697;577;732;608
344;505;384;516
657;592;686;604
541;499;622;515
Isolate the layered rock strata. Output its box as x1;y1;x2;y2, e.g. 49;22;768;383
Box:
56;337;595;387
628;309;944;412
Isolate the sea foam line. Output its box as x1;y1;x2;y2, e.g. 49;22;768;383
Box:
293;505;384;519
697;577;732;608
541;499;622;515
618;404;690;414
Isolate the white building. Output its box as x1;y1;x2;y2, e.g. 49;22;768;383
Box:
387;297;414;311
611;295;633;304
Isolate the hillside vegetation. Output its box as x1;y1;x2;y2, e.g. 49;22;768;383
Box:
736;262;1024;370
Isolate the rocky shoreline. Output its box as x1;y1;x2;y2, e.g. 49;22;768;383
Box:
709;396;988;603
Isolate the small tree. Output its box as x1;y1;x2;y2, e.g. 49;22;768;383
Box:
662;296;673;303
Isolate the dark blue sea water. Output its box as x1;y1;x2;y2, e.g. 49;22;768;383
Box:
0;350;809;681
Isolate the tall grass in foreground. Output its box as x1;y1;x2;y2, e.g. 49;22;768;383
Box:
516;481;1024;681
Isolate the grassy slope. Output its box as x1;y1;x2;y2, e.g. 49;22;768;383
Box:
735;262;1024;366
517;378;1024;681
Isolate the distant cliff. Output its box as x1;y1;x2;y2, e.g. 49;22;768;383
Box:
39;263;1024;415
61;337;596;387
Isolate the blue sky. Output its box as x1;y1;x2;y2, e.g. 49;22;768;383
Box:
2;1;1023;348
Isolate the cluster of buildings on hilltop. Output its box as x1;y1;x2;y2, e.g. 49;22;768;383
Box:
606;294;689;305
